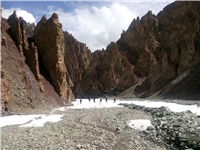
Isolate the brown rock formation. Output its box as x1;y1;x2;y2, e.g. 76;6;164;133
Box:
25;41;45;92
1;14;67;113
117;1;200;98
117;11;158;77
74;1;200;98
156;1;200;75
7;10;23;56
19;17;35;37
25;41;40;80
33;13;74;100
7;11;35;56
74;10;160;98
63;31;92;90
7;11;45;94
161;62;200;100
114;64;138;95
0;7;71;112
24;21;35;37
1;58;10;112
2;1;200;109
74;42;137;98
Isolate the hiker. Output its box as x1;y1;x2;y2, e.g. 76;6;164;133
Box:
114;98;116;103
80;99;82;104
105;98;108;103
93;98;96;103
89;98;91;103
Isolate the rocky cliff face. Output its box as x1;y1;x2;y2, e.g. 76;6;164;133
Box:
7;11;45;94
1;58;10;111
1;11;72;112
1;14;10;112
74;1;200;98
7;12;35;54
33;13;74;100
74;42;138;98
160;61;200;100
117;11;158;76
1;1;200;112
63;31;92;91
148;1;200;97
116;1;200;98
7;10;24;56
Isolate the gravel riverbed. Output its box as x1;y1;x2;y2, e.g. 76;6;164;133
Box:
2;98;200;150
1;107;172;150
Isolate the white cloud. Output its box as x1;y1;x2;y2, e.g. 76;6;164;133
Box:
41;1;174;52
2;7;36;23
2;1;174;52
42;2;137;52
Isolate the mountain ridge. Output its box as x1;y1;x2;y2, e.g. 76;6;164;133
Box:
1;1;200;112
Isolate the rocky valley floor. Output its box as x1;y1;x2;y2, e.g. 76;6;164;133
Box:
1;107;170;150
1;99;200;150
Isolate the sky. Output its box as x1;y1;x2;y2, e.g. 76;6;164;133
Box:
1;0;175;52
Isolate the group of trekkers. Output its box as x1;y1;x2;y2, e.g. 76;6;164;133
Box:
79;98;116;104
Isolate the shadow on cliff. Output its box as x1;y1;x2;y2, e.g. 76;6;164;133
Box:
38;53;68;106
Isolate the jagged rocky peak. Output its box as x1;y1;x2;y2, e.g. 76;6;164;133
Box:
63;30;92;89
33;12;74;100
74;41;137;98
2;1;200;105
7;10;18;27
19;16;36;37
41;15;47;21
126;1;200;98
8;10;17;20
5;10;44;96
108;1;200;99
48;13;60;25
140;10;157;28
7;10;35;51
7;10;24;56
51;12;59;19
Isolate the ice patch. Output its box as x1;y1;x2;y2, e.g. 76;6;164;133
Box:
0;114;63;127
20;114;63;127
1;99;200;128
54;99;200;116
128;119;152;131
0;115;45;127
53;99;122;111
